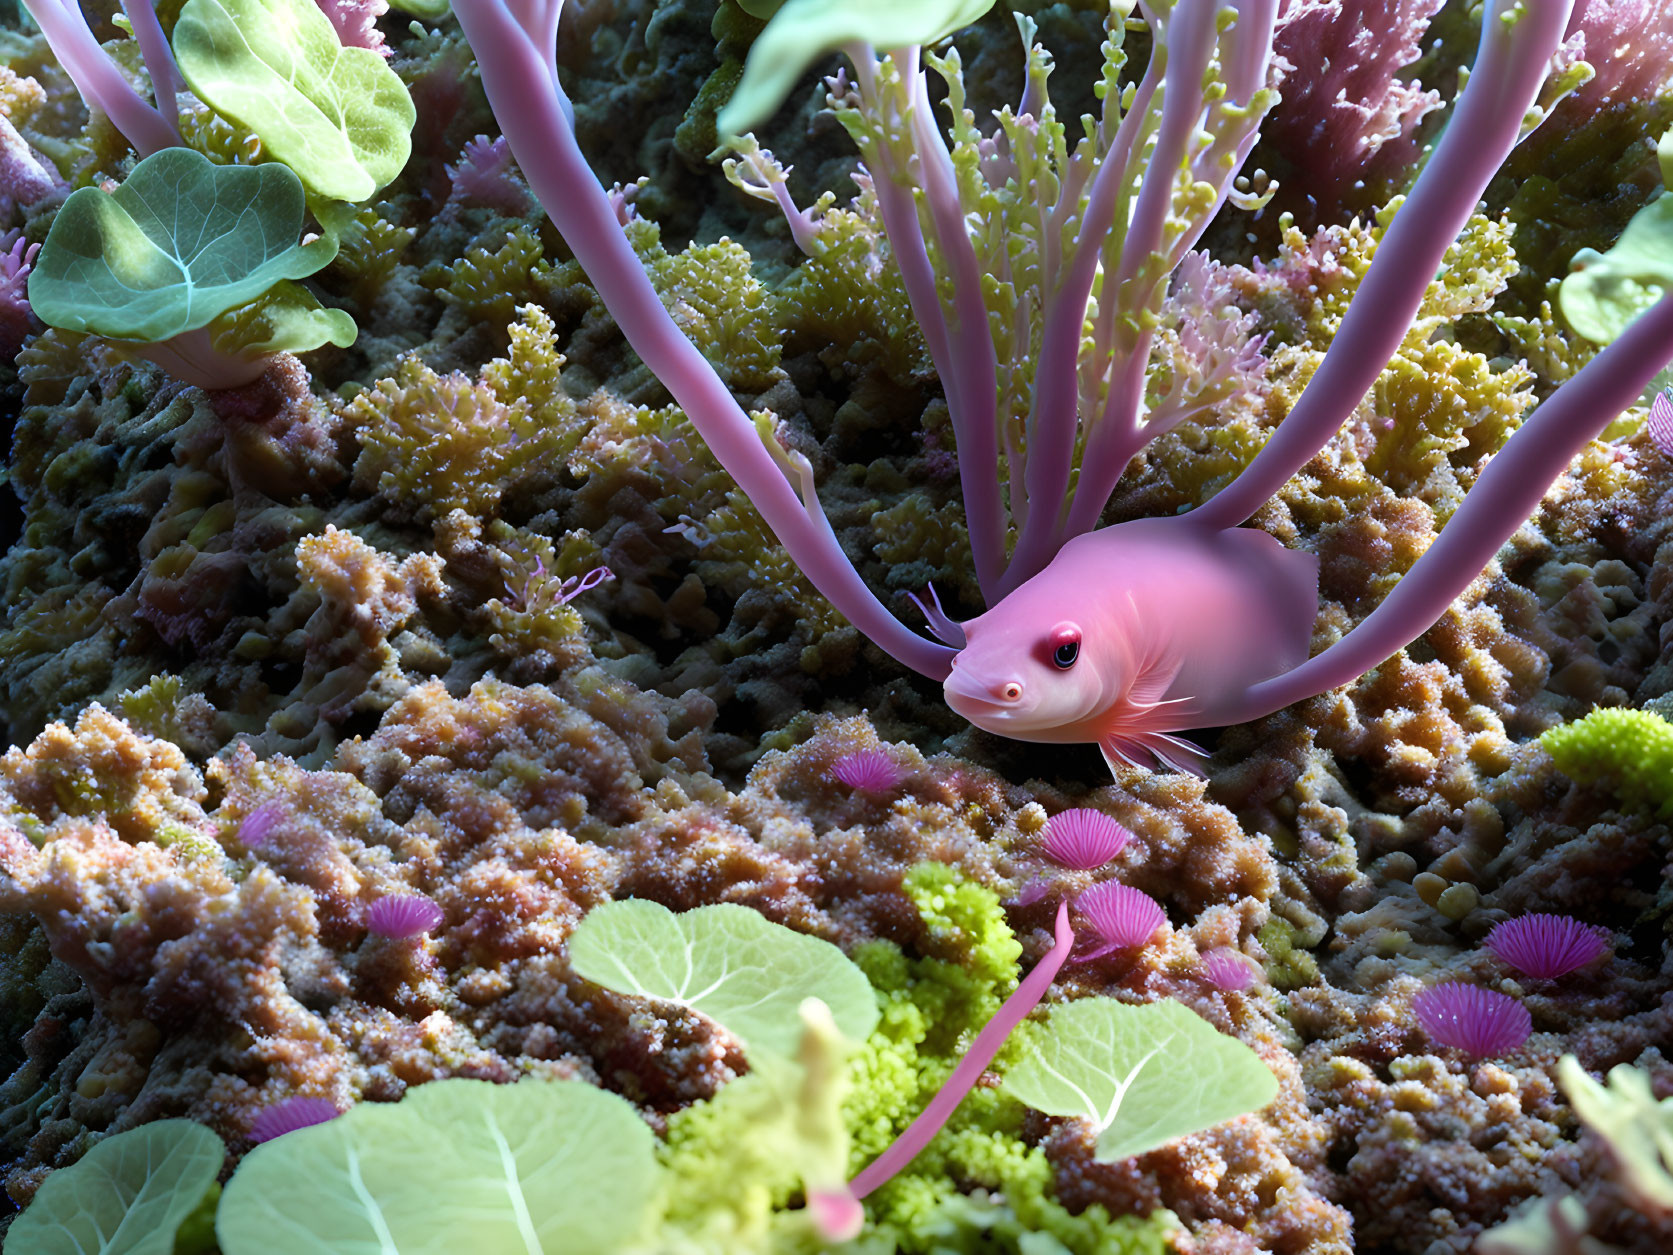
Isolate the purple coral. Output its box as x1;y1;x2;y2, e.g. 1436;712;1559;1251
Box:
235;802;285;851
1073;881;1167;959
1412;984;1532;1057
250;1096;341;1143
367;893;445;939
0;232;39;362
1201;948;1259;992
1483;914;1612;980
314;0;391;57
1262;0;1445;222
828;749;905;795
447;134;533;214
1040;808;1132;870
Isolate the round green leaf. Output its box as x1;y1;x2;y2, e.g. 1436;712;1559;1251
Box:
173;0;416;203
216;1079;661;1255
568;899;880;1057
1558;194;1673;345
1003;998;1279;1163
27;148;338;343
717;0;1000;138
210;280;358;357
4;1120;225;1255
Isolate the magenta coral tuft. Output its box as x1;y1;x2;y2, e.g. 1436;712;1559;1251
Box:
1040;808;1132;870
236;802;285;850
250;1096;342;1143
447;134;533;214
1200;948;1258;992
0;231;40;361
1073;881;1166;959
1412;984;1531;1057
828;749;905;795
1483;913;1612;980
367;893;445;939
1649;390;1673;458
313;0;390;57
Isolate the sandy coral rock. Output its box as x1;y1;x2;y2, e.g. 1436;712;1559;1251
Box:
0;705;206;846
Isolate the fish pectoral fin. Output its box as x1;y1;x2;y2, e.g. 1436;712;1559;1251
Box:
1126;649;1185;710
1100;731;1210;778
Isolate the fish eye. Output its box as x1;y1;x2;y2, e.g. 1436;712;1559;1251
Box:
1048;623;1081;670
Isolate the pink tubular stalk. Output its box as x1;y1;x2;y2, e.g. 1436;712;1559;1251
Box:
1222;289;1673;726
845;46;1007;600
848;901;1074;1199
21;0;181;155
1194;0;1580;531
451;0;954;680
904;54;1007;601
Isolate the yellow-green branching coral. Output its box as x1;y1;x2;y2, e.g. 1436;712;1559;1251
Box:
342;319;575;523
627;218;783;393
844;864;1177;1254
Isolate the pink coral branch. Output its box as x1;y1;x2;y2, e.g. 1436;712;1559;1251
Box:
902;53;1007;600
452;2;955;679
1225;289;1673;724
20;0;181;155
849;901;1073;1199
1194;0;1579;530
1006;66;1162;590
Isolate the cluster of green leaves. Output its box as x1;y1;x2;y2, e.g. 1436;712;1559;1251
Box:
3;882;1277;1254
27;0;416;385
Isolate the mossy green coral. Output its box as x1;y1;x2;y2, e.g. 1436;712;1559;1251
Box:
1541;707;1673;819
843;863;1177;1255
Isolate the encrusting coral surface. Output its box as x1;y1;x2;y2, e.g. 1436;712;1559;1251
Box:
0;0;1671;1252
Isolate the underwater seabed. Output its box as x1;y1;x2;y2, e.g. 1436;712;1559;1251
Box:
1;0;1672;1251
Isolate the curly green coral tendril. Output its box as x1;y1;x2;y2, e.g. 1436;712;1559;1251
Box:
849;900;1074;1199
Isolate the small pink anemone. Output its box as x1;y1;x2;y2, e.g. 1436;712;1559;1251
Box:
236;802;284;850
1200;948;1258;992
250;1096;341;1143
1073;881;1166;960
1040;808;1132;870
1484;914;1612;980
829;749;905;795
1412;984;1531;1058
1649;389;1673;458
367;894;445;939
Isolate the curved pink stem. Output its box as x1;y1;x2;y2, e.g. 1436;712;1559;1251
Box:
451;0;955;679
849;901;1073;1199
1222;290;1673;726
1194;0;1578;531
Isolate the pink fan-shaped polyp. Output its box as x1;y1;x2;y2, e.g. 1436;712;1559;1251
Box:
250;1096;342;1143
828;749;905;794
1040;808;1132;870
367;893;445;939
1483;913;1612;980
1075;881;1166;951
1412;984;1531;1057
1200;948;1258;992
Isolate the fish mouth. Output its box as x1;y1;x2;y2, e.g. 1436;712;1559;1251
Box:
945;690;1015;723
943;668;1027;723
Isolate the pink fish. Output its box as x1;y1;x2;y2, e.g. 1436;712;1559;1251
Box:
942;518;1318;776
